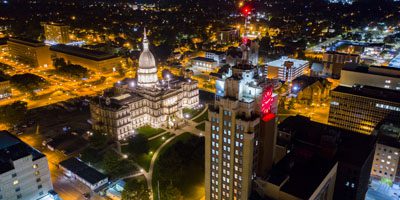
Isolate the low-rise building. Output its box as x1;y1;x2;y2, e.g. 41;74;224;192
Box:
371;123;400;183
266;57;309;82
0;131;54;200
7;38;52;67
50;44;123;72
59;157;108;190
0;77;11;100
191;57;218;73
340;65;400;91
217;28;239;44
205;50;225;65
322;51;360;78
291;75;332;104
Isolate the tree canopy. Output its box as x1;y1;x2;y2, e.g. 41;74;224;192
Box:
122;179;150;200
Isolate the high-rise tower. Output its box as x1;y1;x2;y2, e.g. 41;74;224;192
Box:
205;49;278;199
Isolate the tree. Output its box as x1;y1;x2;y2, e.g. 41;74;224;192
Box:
89;131;109;149
160;183;183;200
287;98;296;110
127;134;149;156
0;101;27;126
102;151;119;174
10;73;47;93
122;179;150;200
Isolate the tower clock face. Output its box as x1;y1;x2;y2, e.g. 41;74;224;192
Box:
261;86;273;115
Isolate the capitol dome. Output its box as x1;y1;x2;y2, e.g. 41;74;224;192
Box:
137;28;158;88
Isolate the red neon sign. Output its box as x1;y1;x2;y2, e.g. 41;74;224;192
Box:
261;86;275;122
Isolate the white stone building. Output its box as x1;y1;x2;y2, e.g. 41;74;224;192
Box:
90;30;200;140
0;131;53;200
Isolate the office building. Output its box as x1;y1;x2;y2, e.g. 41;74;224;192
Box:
265;116;376;200
329;85;400;134
0;131;53;200
266;57;309;82
340;65;400;91
322;51;360;78
371;123;400;183
59;157;108;190
50;44;123;72
205;50;225;65
42;22;70;44
217;28;240;44
7;38;52;67
90;30;199;140
205;43;278;200
191;57;218;73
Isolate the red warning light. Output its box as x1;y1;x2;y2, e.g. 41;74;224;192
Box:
241;6;251;16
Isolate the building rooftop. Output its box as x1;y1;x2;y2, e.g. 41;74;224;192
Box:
0;131;45;174
59;157;107;185
268;152;337;199
375;123;400;149
50;44;118;61
206;50;225;55
8;37;45;47
266;57;308;68
191;56;216;63
291;75;330;94
333;85;400;103
342;65;400;79
278;116;376;166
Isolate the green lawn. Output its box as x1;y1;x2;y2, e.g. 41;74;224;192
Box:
149;133;173;152
195;122;205;131
183;107;204;119
152;132;204;200
120;133;175;172
137;125;165;138
193;110;208;123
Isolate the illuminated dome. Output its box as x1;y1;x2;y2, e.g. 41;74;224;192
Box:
137;28;158;88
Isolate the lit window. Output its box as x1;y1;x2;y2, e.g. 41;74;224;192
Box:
385;80;391;84
33;164;38;169
13;180;19;185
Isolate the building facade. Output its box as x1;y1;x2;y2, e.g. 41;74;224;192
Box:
90;30;199;140
371;123;400;183
0;131;53;200
205;45;278;199
42;22;70;44
191;57;218;73
266;57;309;82
322;51;360;78
217;28;240;44
328;85;400;134
205;50;225;65
340;65;400;91
7;38;52;67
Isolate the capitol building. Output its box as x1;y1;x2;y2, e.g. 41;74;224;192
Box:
90;30;199;140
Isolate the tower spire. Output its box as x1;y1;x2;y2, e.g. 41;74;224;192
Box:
143;28;149;51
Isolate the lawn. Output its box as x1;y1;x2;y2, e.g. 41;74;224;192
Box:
193;110;208;123
149;132;173;152
195;122;205;131
152;132;204;200
137;125;165;138
183;108;204;119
